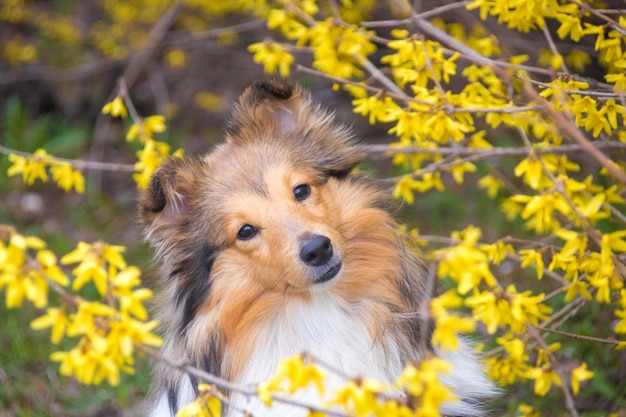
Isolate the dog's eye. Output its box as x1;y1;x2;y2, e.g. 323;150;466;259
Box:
237;224;258;240
294;184;311;202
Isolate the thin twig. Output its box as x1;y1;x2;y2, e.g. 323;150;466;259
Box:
541;24;569;74
361;1;472;28
0;145;135;172
363;141;626;156
360;56;408;97
535;325;623;346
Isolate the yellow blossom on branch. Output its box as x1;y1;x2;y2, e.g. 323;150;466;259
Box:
434;226;497;294
394;358;457;416
486;336;530;385
5;149;86;194
526;365;562;396
31;307;70;344
570;362;594;395
393;175;422;204
7;148;50;185
430;290;476;351
101;95;128;119
257;354;326;405
50;162;86;194
176;384;222;417
518;249;544;279
126;115;167;142
248;41;294;77
133;139;182;190
0;229;51;309
307;20;376;79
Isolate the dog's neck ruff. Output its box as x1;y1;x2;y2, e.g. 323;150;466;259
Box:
228;291;404;416
238;291;403;379
150;290;494;417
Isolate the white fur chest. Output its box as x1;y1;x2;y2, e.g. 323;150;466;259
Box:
228;293;404;416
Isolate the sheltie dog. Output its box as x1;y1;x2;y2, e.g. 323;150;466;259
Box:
139;77;495;416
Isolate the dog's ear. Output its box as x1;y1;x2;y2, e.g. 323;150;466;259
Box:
225;77;303;138
138;156;204;235
226;77;365;178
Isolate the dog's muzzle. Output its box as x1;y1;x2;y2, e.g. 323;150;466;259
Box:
299;234;342;284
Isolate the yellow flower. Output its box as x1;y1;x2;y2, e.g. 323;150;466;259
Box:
556;13;584;41
37;249;70;286
50;162;85;194
518;249;544;279
517;403;539;417
477;174;504;198
175;401;205;417
514;156;548;190
0;232;48;308
31;307;69;344
393;175;421;204
261;354;326;397
175;387;222;417
267;8;309;41
61;241;127;296
486;336;529;385
307;20;376;80
424;111;473;143
526;365;561;396
570;362;594;395
395;358;456;416
328;379;387;416
435;226;498;295
101;95;127;119
7;149;50;185
133;139;172;190
446;159;476;185
126;115;167;142
248;41;294;77
480;240;515;266
352;95;399;125
430;310;476;351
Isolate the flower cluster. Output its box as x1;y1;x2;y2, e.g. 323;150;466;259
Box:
101;92;182;190
254;354;457;417
248;0;377;79
176;384;223;417
0;226;162;386
7;148;86;193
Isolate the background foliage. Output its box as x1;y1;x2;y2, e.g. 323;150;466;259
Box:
1;0;626;416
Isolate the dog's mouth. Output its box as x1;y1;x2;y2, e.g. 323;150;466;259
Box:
313;261;342;285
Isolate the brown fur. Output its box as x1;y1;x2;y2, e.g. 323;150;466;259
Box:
139;77;429;414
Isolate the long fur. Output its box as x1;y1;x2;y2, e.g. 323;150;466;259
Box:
139;77;496;417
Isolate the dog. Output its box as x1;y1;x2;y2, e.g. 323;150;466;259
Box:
139;77;496;416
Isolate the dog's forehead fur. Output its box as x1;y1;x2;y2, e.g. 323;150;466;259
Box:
203;140;317;198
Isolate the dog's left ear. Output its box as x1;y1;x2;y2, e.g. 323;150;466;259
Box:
226;77;365;178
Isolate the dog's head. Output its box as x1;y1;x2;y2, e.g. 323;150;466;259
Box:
139;78;373;302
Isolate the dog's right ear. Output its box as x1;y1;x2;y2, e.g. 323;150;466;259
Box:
138;156;203;235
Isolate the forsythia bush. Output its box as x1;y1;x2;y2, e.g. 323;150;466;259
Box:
2;0;626;416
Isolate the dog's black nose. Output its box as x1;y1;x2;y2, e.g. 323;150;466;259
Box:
300;235;333;266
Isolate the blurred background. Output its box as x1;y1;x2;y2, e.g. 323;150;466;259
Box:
1;1;625;416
